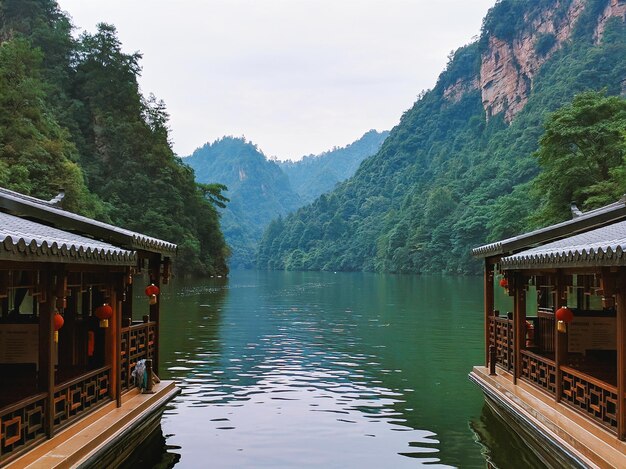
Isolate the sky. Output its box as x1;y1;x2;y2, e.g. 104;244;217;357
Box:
57;0;496;160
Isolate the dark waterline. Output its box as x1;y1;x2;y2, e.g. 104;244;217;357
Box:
143;270;543;468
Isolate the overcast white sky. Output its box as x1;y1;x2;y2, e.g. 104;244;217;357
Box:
57;1;495;160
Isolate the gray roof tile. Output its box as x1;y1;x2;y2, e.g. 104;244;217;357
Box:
472;199;626;258
0;187;176;254
501;219;626;269
0;212;135;265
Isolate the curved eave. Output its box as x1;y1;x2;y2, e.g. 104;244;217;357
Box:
501;245;626;270
0;236;136;265
0;187;177;255
472;199;626;259
129;234;177;255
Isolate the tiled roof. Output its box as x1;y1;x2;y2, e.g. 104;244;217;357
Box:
0;212;136;265
472;199;626;259
0;187;176;254
501;219;626;269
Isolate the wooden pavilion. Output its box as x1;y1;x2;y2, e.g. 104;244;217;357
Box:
471;198;626;467
0;187;179;467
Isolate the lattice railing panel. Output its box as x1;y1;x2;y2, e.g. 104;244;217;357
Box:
491;317;514;371
53;367;111;430
0;393;46;461
560;367;618;433
121;322;156;391
520;350;556;396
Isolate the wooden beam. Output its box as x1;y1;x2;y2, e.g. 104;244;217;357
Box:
554;271;565;403
104;277;115;401
616;268;626;440
109;278;121;407
148;255;162;375
38;267;56;438
514;271;526;385
484;258;495;367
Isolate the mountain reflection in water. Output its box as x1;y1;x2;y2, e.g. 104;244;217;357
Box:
138;270;544;468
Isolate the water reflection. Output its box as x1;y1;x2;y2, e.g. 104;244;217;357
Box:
150;271;543;468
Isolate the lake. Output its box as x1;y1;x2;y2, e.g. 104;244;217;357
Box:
129;270;544;468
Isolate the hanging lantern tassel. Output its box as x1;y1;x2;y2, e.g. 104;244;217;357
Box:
53;312;64;343
95;303;113;328
145;284;160;305
555;306;574;333
499;277;509;295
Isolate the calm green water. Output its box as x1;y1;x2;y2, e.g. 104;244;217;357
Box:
139;270;544;468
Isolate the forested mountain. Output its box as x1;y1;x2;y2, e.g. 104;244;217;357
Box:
0;0;229;275
258;0;626;274
185;132;387;268
186;137;301;269
279;130;389;204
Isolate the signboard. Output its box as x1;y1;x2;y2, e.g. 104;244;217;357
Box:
568;316;616;354
0;324;39;365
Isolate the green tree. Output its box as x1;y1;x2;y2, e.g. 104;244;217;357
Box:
531;91;626;225
0;38;98;213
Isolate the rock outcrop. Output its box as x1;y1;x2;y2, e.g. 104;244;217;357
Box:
479;0;585;122
442;77;480;103
595;0;626;42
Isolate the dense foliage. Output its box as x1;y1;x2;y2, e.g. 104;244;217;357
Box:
279;130;389;204
0;0;229;275
531;91;626;224
186;137;301;269
185;132;387;268
258;0;626;274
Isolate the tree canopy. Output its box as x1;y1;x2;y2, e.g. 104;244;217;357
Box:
531;91;626;225
0;2;229;276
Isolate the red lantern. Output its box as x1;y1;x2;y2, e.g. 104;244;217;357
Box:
555;306;574;324
499;278;508;288
95;303;113;328
145;284;160;305
145;284;160;297
53;313;64;343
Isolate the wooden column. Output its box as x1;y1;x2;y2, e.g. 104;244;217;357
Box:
615;268;626;440
108;277;120;406
148;254;161;375
484;259;495;367
554;272;565;403
38;267;56;438
513;271;526;384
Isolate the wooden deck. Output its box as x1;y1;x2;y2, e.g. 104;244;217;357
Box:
470;366;626;468
6;381;179;468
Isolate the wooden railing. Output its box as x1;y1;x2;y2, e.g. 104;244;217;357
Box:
560;366;618;433
120;321;157;391
0;392;47;462
53;366;111;431
520;350;556;396
491;317;619;435
490;316;514;372
0;321;159;462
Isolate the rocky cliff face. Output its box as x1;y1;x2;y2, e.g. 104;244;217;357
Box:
442;77;480;103
443;0;626;122
595;0;626;41
479;0;585;122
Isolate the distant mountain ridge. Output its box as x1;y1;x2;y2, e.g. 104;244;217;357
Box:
185;131;387;268
257;0;626;274
279;130;389;204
